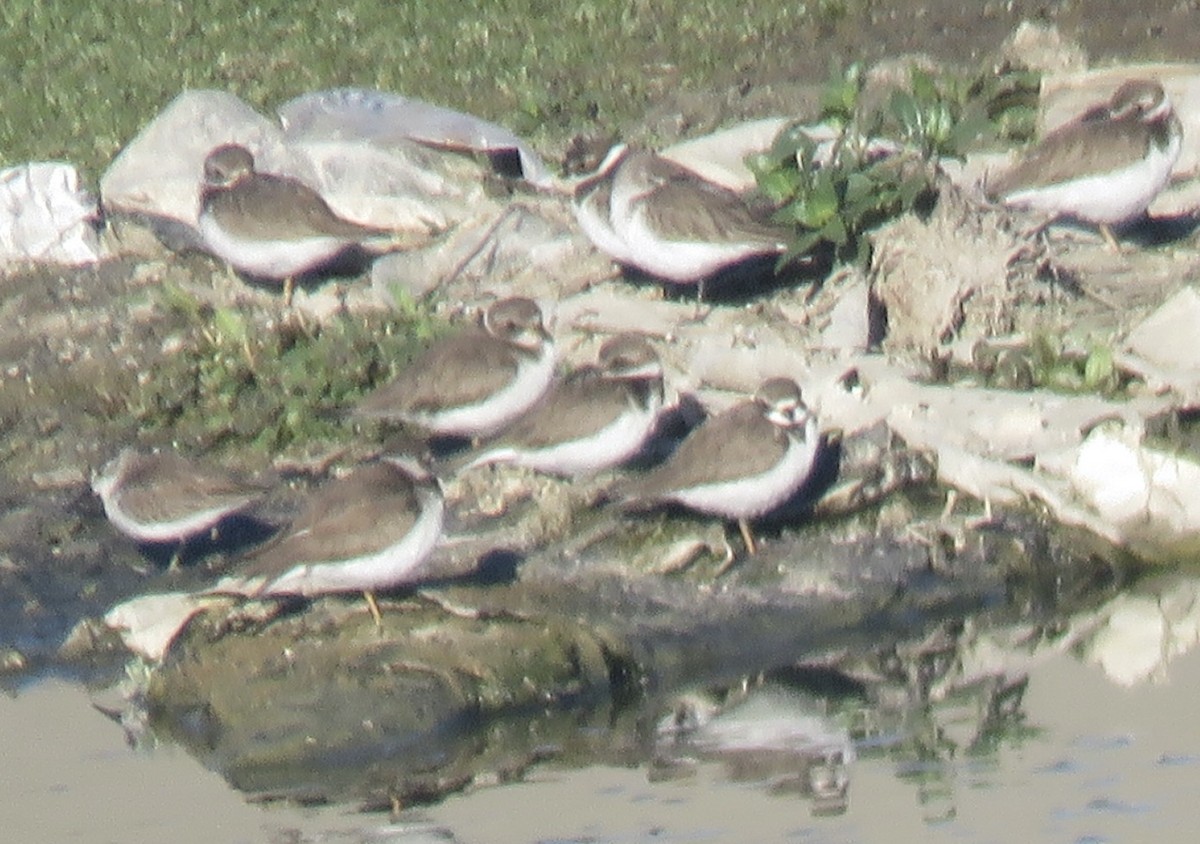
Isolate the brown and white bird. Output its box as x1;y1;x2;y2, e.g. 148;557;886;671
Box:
620;377;820;556
91;448;275;565
987;78;1182;249
212;455;444;623
575;144;792;291
573;145;642;268
353;297;557;440
197;143;421;301
465;333;665;477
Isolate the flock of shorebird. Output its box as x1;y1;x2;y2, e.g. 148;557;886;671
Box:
93;295;822;618
93;77;1184;620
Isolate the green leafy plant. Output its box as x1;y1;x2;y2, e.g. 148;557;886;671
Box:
886;65;1039;158
887;67;966;159
1028;335;1121;396
962;64;1043;145
969;335;1126;397
749;64;936;267
749;62;1040;269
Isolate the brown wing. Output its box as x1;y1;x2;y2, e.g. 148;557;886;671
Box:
206;174;393;241
641;160;789;247
630;402;789;498
234;463;421;578
492;368;632;449
355;332;525;418
118;453;272;523
988;115;1154;196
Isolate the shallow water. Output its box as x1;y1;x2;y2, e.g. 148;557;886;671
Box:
426;637;1200;843
6;599;1200;844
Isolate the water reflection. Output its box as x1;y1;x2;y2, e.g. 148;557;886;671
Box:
142;569;1200;821
13;569;1200;841
651;682;853;815
581;568;1200;839
1073;573;1200;686
941;569;1200;691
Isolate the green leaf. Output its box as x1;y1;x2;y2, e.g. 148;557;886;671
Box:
909;66;937;103
157;283;203;322
897;172;930;209
744;151;774;178
213;306;248;345
821;215;849;246
928;102;954;148
758;168;800;204
1030;334;1062;370
768;122;816;163
778;231;824;268
889;90;920;135
801;176;840;228
843;171;874;209
949;112;992;153
820;62;863;124
1083;346;1116;392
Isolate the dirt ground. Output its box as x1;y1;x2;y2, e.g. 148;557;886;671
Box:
747;1;1195;81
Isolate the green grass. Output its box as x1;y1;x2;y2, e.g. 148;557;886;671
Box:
1;0;819;184
129;283;446;456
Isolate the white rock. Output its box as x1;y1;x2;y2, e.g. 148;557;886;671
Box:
0;162;102;265
1000;21;1089;75
279;88;557;190
289;138;472;232
1051;424;1200;561
103;591;213;662
816;273;872;353
373;202;604;304
100;89;489;247
1118;286;1200;402
875;379;1158;463
1083;592;1173;686
100;89;282;231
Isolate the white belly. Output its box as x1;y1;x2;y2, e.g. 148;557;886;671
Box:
198;213;349;279
669;417;819;520
1003;133;1181;227
574;192;636;266
617;207;778;283
260;494;445;596
419;344;557;437
103;498;240;543
475;392;661;477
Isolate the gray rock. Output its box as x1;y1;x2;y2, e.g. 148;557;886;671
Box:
287;137;482;232
100;89;282;235
279;88;558;189
373;200;610;305
99;90;496;252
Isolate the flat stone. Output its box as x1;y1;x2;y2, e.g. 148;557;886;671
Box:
100;89;282;232
279;88;558;190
